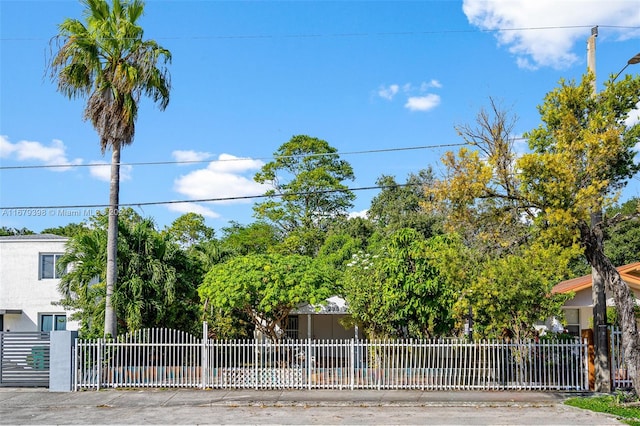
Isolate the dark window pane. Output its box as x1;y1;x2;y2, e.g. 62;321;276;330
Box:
41;255;54;279
54;315;67;331
40;315;53;332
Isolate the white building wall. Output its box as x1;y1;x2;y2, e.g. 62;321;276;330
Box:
0;235;79;332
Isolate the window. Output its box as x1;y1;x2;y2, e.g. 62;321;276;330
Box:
564;308;580;336
40;254;64;279
0;314;3;332
40;314;66;331
285;316;299;340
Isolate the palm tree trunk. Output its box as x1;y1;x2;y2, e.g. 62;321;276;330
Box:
104;143;121;338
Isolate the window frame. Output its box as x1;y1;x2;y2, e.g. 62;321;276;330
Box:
39;253;64;280
39;314;67;332
563;308;581;336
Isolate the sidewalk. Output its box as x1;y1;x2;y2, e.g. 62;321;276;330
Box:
0;388;619;425
0;388;576;408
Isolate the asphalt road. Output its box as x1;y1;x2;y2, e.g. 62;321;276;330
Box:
0;388;624;425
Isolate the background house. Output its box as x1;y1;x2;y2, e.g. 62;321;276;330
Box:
552;262;640;336
288;296;358;340
0;234;78;332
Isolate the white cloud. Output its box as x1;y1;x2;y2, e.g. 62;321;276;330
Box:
377;81;443;112
167;202;220;219
462;0;640;69
171;150;212;164
89;161;132;182
0;135;82;171
173;153;269;204
420;80;442;90
348;209;368;219
378;84;399;100
625;103;640;127
0;135;16;157
405;94;441;112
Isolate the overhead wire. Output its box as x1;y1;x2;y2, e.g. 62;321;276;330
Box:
3;25;638;42
0;183;421;211
0;142;473;171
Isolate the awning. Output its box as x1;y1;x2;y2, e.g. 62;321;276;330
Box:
293;296;349;315
0;309;22;315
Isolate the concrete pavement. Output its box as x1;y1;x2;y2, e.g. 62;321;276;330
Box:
0;388;623;425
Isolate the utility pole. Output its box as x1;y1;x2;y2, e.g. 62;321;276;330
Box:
587;25;611;393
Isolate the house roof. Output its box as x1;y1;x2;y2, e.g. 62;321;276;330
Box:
552;262;640;294
0;233;68;241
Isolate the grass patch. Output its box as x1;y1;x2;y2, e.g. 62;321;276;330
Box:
565;393;640;426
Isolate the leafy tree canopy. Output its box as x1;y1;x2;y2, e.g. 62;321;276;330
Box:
253;135;355;256
219;221;281;256
341;228;456;339
431;74;640;393
369;168;443;239
458;243;572;340
0;227;35;236
199;253;335;341
58;209;201;337
163;213;214;248
41;222;89;238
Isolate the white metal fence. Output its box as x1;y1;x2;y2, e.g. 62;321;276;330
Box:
74;324;588;391
610;327;632;390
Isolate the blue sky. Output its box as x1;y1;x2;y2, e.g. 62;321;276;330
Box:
1;0;640;234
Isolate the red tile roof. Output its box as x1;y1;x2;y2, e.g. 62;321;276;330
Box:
552;262;640;294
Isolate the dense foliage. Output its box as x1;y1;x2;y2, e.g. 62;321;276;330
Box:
198;253;335;341
57;209;202;337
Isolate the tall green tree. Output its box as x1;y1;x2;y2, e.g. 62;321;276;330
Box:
164;213;214;249
219;221;280;256
50;0;171;337
253;135;355;256
604;198;640;267
458;244;572;340
368;169;442;239
341;229;456;339
432;75;640;393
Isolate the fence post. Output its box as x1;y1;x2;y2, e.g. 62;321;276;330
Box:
581;329;595;390
307;338;312;390
254;339;259;390
201;322;208;389
73;337;78;391
350;339;355;390
97;338;102;391
49;331;78;392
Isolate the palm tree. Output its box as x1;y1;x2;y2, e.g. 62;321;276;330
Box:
49;0;171;337
58;210;199;336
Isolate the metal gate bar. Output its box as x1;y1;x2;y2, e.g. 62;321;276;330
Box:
0;332;50;387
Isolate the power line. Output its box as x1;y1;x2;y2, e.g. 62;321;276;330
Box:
4;25;638;42
0;183;418;211
0;143;470;171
